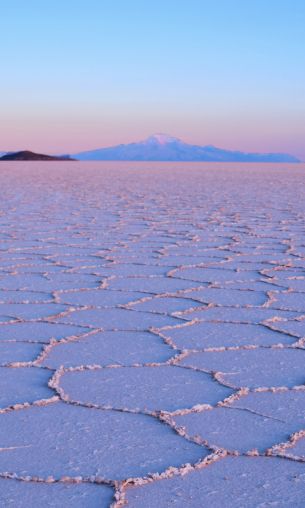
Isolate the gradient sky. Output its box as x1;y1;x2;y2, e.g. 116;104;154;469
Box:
1;0;305;158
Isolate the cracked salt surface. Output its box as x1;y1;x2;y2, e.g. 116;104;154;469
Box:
41;331;173;368
180;287;268;306
59;289;148;307
1;162;305;506
0;342;43;364
125;456;305;507
58;307;181;329
179;305;300;322
0;367;53;408
180;348;305;388
0;479;114;508
58;365;232;411
0;322;92;343
0;402;204;480
161;321;289;349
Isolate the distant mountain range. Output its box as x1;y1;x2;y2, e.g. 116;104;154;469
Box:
0;151;75;161
0;135;300;162
73;134;300;162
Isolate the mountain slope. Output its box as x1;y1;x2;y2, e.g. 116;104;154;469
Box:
73;134;300;162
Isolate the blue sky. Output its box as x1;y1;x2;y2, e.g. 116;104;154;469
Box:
1;0;304;158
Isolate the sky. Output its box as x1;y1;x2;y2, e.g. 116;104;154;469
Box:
1;0;305;159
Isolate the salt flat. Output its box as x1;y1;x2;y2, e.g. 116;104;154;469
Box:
0;161;305;507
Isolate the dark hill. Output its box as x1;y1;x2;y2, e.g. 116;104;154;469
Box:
0;151;75;161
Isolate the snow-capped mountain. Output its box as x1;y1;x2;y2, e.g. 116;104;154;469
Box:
73;134;300;162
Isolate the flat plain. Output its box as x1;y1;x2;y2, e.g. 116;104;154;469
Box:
1;162;305;507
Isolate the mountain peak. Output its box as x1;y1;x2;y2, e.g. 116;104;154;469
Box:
144;133;182;145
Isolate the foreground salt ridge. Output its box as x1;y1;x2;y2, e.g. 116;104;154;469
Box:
0;163;305;506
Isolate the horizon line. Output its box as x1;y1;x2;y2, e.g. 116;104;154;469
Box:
1;132;302;161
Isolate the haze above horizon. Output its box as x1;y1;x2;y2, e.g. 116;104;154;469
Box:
1;1;304;159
